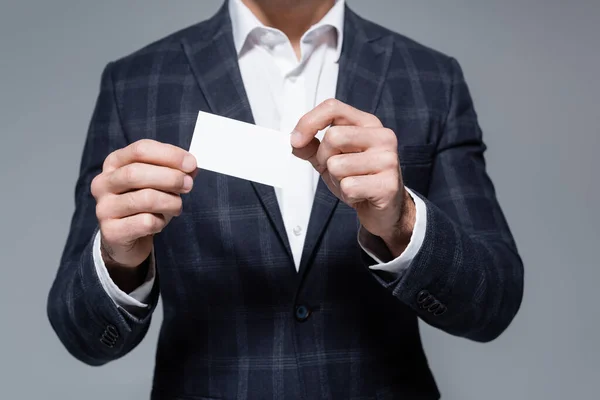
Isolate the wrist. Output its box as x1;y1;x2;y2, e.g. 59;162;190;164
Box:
380;188;416;258
101;242;150;294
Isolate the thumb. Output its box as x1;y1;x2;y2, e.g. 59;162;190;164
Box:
291;137;322;171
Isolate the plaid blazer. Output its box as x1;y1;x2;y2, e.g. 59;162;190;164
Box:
48;3;524;399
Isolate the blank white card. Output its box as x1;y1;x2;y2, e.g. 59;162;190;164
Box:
188;111;292;188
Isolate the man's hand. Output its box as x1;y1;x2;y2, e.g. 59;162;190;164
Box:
91;139;197;291
290;99;416;258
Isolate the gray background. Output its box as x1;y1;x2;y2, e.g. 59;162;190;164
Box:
0;0;598;398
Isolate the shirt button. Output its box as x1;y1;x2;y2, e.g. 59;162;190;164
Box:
293;225;303;236
295;305;311;322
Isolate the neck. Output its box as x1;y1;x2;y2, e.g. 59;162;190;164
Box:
241;0;336;55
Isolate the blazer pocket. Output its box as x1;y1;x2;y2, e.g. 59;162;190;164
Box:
398;144;436;166
398;144;436;195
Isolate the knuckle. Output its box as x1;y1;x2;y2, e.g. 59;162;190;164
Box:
340;177;355;196
326;155;342;174
296;114;309;127
298;114;316;130
90;174;103;198
102;152;115;171
172;196;183;215
140;213;157;231
131;139;155;159
325;126;342;144
382;151;399;169
322;98;338;109
368;115;382;127
137;189;154;211
297;113;310;125
122;164;139;184
155;192;174;213
95;200;108;221
382;128;397;147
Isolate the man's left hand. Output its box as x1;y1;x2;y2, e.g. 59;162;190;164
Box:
290;99;416;258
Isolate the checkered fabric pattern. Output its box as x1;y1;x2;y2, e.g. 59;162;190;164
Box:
48;3;523;399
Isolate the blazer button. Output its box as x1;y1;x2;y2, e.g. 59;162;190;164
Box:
295;305;311;322
427;301;442;313
417;292;435;310
434;305;447;316
100;335;115;348
100;324;119;348
106;325;119;340
416;290;430;304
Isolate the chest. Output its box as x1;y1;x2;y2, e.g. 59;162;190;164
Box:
117;57;439;197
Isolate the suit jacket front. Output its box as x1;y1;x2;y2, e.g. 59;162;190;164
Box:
48;4;524;400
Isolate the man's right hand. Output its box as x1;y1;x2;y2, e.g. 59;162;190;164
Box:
91;139;197;291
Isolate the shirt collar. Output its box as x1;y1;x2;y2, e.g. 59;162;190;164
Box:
228;0;345;61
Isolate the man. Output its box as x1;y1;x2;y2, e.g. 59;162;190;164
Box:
47;0;524;398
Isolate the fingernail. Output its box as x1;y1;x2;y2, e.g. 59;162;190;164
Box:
183;175;194;191
182;154;196;172
290;130;302;148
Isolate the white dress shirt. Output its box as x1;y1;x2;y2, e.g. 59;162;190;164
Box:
93;0;427;310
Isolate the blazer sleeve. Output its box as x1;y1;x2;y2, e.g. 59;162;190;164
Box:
47;62;160;366
369;58;524;343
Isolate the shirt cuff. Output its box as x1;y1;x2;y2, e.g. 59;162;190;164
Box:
358;187;427;275
92;230;155;311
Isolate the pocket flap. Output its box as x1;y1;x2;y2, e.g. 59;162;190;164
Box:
398;144;436;165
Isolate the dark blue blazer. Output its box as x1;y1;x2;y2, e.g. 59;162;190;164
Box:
48;3;524;399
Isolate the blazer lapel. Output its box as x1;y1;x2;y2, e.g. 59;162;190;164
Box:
181;4;293;262
297;7;394;277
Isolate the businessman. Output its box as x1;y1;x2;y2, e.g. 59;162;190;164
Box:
48;0;524;399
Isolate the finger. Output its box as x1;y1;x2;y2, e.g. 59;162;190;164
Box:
312;126;384;170
97;189;183;220
291;138;322;171
103;139;197;173
292;126;387;171
326;151;399;182
339;172;400;206
105;163;194;195
326;126;397;152
101;213;167;245
291;99;382;148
